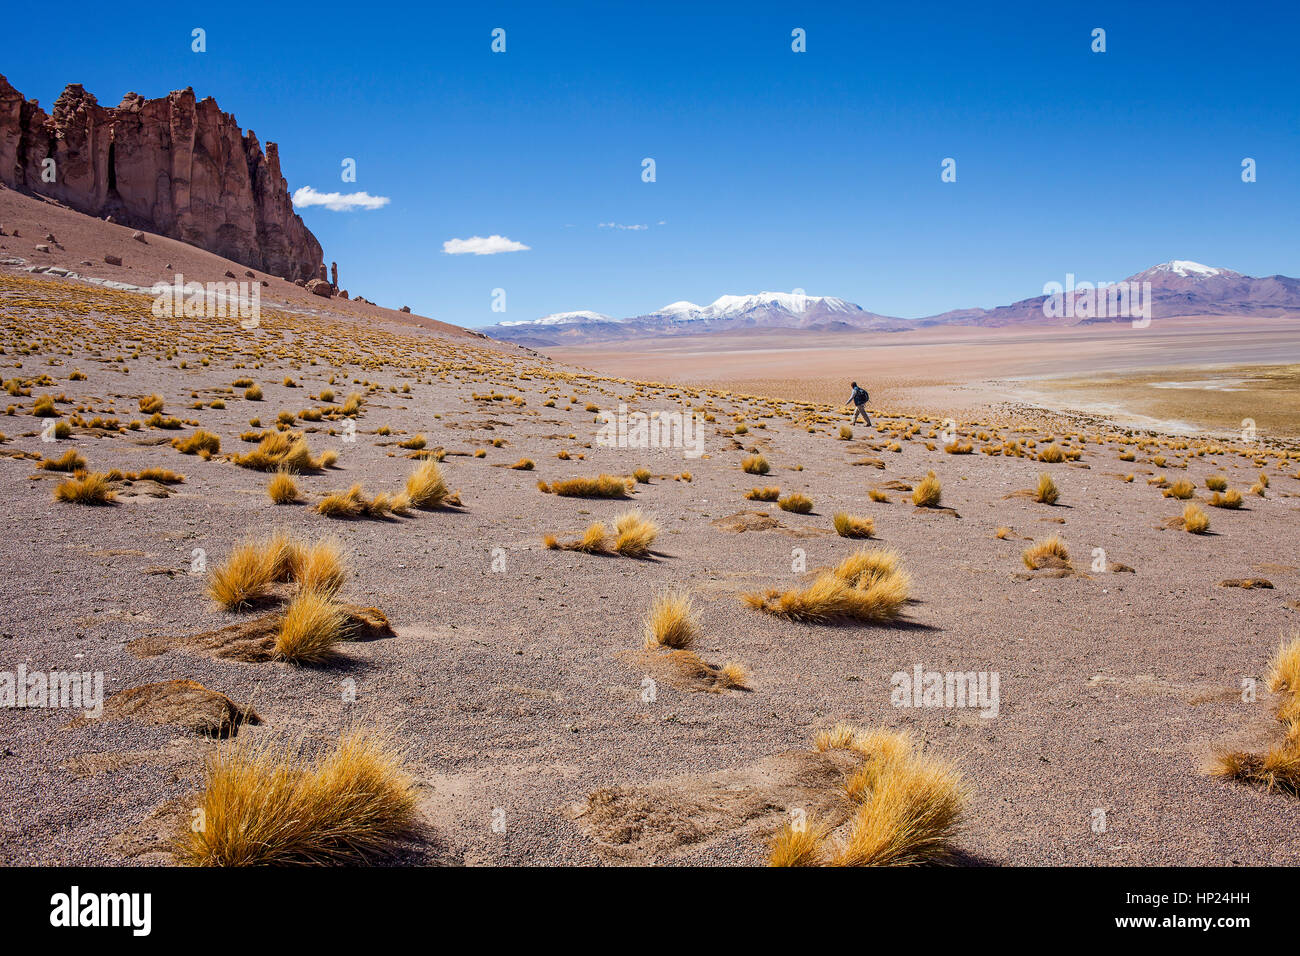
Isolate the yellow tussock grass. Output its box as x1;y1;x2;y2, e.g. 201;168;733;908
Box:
183;727;418;865
833;512;875;538
643;591;698;649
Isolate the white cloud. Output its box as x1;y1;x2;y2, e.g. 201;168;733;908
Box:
599;222;648;231
442;235;531;255
292;186;390;211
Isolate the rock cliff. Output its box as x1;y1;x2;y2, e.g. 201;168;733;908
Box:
0;74;323;281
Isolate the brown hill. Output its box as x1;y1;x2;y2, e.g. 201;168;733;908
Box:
0;185;494;346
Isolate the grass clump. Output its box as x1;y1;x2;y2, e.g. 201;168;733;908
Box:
745;486;780;501
744;546;909;624
233;432;329;473
833;513;875;538
1033;473;1059;505
544;522;609;554
40;449;86;472
613;510;659;556
405;459;454;508
208;540;276;609
268;470;302;504
643;591;698;650
1208;489;1243;509
1211;637;1300;797
52;471;115;505
1180;502;1211;534
275;590;348;663
770;727;965;867
538;475;632;498
741;454;770;475
912;471;942;508
778;493;813;514
1021;535;1070;570
183;728;418;865
172;429;221;456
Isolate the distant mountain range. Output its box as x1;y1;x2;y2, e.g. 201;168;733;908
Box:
482;261;1300;347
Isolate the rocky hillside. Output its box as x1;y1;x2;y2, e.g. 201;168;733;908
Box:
0;74;322;281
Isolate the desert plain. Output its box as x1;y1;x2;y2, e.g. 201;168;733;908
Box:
2;189;1299;867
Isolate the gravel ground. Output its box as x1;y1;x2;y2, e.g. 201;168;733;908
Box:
1;252;1298;867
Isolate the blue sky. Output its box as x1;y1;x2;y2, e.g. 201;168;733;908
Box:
7;0;1298;327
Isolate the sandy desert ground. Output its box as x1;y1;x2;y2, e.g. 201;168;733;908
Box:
548;321;1300;440
2;195;1299;866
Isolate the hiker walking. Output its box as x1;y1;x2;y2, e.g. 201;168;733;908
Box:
846;381;871;425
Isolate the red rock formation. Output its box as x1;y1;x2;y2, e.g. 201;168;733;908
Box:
0;74;323;281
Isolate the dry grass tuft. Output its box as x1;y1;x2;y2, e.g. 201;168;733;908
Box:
745;486;780;501
540;475;632;498
1163;478;1196;499
233;432;327;473
268;470;301;504
912;471;942;508
772;727;965;867
208;540;276;609
744;546;909;624
545;522;610;554
828;733;965;866
297;537;346;595
172;429;221;456
778;492;813;514
741;454;770;475
275;590;348;663
1268;637;1300;698
613;510;659;557
1211;637;1300;797
1208;489;1243;509
642;591;698;650
1205;475;1228;492
404;459;452;508
661;650;750;693
833;513;875;538
207;533;344;609
1033;472;1059;505
183;727;418;865
53;471;116;505
40;449;86;472
315;484;404;519
1037;443;1065;463
1181;502;1211;534
769;819;828;867
1021;535;1071;570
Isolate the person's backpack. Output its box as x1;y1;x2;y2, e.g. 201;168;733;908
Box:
852;385;868;405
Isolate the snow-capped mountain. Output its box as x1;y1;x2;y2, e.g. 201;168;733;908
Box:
482;263;1300;345
484;292;904;344
918;260;1300;329
1137;260;1232;279
496;310;613;328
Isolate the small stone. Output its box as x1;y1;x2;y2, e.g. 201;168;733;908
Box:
104;253;122;266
